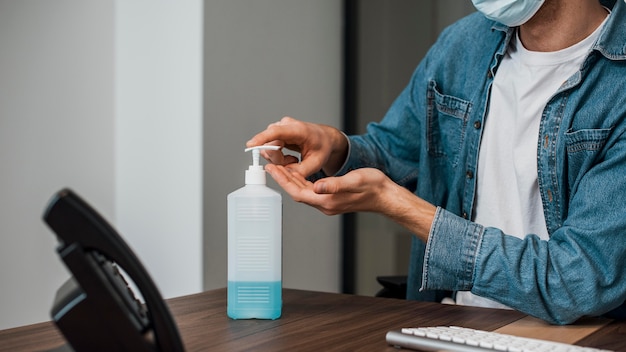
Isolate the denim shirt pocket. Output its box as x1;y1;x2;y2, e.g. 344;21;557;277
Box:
426;80;471;167
564;127;612;192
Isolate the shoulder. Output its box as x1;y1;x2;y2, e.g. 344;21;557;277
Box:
417;12;507;80
434;12;506;53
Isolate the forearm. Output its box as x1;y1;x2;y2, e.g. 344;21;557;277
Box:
379;181;436;243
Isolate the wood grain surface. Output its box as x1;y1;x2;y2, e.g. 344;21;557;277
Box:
1;288;624;351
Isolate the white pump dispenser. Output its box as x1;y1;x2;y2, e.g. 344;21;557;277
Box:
227;146;282;319
244;146;277;185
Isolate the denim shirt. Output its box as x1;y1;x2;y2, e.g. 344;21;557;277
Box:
337;0;626;324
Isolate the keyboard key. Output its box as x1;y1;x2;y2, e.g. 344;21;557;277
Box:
386;326;614;352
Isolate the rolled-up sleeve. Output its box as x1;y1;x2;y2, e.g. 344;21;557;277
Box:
421;207;484;292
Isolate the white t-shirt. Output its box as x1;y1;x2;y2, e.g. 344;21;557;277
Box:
456;17;607;309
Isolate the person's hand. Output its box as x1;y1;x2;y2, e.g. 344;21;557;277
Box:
265;165;436;240
246;117;348;178
265;165;387;215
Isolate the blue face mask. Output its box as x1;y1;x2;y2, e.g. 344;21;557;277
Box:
472;0;545;27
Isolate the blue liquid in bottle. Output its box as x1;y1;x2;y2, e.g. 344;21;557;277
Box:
227;281;281;320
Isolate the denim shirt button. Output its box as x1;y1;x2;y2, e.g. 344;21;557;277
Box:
462;212;468;219
474;121;482;129
547;189;554;202
487;70;493;79
466;170;474;179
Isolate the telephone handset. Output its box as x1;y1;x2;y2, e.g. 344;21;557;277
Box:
44;188;185;352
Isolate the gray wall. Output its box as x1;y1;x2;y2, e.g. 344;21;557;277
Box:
0;0;115;329
0;0;342;330
354;0;476;295
202;0;342;292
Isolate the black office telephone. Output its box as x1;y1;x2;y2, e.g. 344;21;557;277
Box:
43;188;185;352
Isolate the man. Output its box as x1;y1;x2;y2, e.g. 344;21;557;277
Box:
246;0;626;324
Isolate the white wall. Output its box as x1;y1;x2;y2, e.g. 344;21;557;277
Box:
115;0;203;299
0;0;203;330
202;0;342;292
0;0;115;329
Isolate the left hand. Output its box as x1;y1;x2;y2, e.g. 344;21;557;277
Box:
266;165;436;240
266;165;390;215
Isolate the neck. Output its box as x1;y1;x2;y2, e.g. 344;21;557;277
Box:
519;0;608;51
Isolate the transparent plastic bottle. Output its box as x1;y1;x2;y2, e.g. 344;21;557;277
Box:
227;146;282;319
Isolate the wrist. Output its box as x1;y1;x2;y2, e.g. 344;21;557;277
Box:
381;182;435;242
322;129;349;175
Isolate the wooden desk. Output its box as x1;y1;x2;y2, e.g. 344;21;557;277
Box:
1;288;625;351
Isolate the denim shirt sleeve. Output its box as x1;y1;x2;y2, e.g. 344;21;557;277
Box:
424;180;626;325
421;207;484;292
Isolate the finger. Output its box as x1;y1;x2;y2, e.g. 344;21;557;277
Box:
313;173;364;195
282;155;300;165
246;117;301;148
261;148;285;165
260;149;300;167
285;154;326;179
313;177;345;194
259;140;284;151
266;164;308;189
266;164;315;202
313;179;333;194
286;168;312;189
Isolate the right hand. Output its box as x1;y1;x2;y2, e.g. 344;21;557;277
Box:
246;117;348;177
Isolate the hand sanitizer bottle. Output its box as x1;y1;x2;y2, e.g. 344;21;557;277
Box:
227;146;282;319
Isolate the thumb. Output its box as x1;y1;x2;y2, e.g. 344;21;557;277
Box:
313;177;342;194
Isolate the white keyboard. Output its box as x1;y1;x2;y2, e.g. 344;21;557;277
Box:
385;326;613;352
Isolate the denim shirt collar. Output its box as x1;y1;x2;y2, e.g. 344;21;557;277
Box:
488;0;626;62
595;0;626;60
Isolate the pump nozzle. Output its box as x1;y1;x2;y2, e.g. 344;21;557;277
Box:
244;145;281;185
